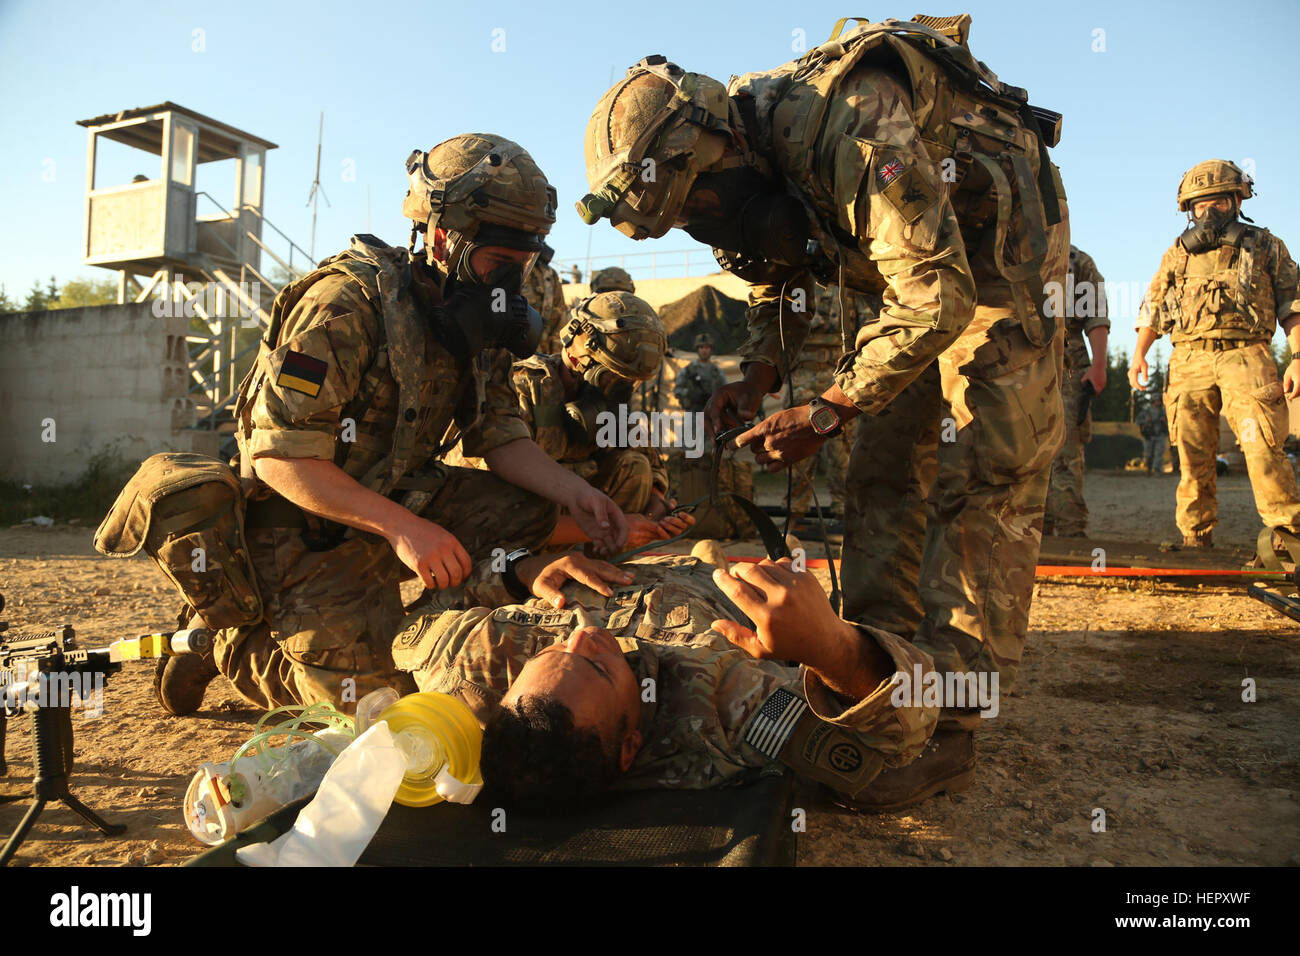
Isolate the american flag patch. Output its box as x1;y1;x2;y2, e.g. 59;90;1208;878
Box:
877;160;904;184
744;688;807;759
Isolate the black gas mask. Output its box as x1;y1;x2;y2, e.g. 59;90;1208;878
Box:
1181;198;1241;254
437;260;542;361
680;167;814;268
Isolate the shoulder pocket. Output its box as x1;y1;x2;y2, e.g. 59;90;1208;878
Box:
833;135;942;254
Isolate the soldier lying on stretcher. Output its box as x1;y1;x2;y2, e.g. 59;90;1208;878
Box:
391;548;960;813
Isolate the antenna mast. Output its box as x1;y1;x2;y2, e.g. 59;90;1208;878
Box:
306;112;331;261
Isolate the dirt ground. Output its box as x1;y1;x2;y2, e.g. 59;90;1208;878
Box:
1;470;1296;867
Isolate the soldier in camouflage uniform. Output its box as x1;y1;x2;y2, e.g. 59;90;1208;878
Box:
1043;247;1109;536
391;550;941;811
787;284;872;523
673;332;728;413
589;266;636;294
1136;395;1169;475
1130;160;1300;548
155;135;628;716
523;242;569;354
578;17;1069;804
511;291;692;547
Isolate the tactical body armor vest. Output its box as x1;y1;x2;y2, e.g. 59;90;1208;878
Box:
235;234;492;502
729;16;1063;339
1160;225;1276;343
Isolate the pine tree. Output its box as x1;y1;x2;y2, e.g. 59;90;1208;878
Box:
24;280;46;311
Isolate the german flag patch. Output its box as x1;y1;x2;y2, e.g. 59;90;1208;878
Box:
276;350;329;398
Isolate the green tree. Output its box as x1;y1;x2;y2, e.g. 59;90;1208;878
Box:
50;277;119;309
0;283;14;314
24;280;47;311
1091;348;1133;422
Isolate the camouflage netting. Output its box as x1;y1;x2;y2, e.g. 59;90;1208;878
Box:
657;285;749;353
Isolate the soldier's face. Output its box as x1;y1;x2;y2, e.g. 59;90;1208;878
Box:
502;626;642;762
1191;196;1233;218
697;345;712;360
468;246;537;283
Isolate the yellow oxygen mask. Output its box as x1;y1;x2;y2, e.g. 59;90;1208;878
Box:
362;691;484;807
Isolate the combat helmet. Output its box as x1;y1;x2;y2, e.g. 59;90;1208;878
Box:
1177;160;1253;212
694;332;714;348
560;291;667;389
590;266;636;294
402;133;558;281
578;56;731;240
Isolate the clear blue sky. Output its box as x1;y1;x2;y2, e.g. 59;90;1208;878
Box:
1;0;1296;358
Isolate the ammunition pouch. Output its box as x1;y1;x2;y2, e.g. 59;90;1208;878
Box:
94;453;263;630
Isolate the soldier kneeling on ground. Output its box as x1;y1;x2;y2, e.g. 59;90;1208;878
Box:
391;546;960;814
513;291;694;549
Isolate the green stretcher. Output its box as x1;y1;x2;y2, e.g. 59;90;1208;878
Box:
186;773;797;867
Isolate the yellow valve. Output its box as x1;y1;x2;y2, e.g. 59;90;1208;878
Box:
375;692;484;808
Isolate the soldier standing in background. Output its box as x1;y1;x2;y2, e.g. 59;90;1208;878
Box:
787;284;872;527
674;332;728;414
1043;246;1109;537
1130;160;1300;549
523;241;568;354
1136;394;1169;475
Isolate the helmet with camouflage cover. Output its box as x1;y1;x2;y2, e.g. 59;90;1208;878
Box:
590;266;636;293
578;56;731;240
694;332;713;348
402;133;558;281
1177;159;1253;211
560;292;667;389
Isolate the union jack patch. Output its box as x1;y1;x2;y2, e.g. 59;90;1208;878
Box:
877;160;905;184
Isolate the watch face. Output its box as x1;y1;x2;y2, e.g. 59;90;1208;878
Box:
810;406;839;435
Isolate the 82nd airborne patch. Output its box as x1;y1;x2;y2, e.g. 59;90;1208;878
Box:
276;350;329;398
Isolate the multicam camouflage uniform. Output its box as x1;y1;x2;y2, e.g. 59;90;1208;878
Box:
225;236;557;710
580;21;1070;732
1139;212;1300;542
1136;400;1169;474
391;555;938;795
512;352;668;514
673;353;727;413
1044;247;1109;536
524;261;568;354
730;52;1069;726
589;266;636;294
787;285;872;520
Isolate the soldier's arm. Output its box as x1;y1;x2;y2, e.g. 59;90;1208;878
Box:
511;361;570;461
459;349;535;460
711;560;939;789
823;67;976;416
246;276;474;589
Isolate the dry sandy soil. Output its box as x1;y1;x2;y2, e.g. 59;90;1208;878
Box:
1;470;1296;867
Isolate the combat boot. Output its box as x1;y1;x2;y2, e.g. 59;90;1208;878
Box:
154;645;220;717
1182;531;1213;549
839;729;975;812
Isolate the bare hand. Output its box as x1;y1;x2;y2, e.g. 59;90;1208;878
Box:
706;380;767;437
514;551;633;609
386;516;472;590
1128;354;1149;391
735;406;825;472
568;485;628;556
1081;364;1107;394
709;558;841;667
624;513;671;549
1285;360;1300;401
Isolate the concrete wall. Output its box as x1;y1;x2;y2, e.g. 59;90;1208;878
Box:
0;302;216;485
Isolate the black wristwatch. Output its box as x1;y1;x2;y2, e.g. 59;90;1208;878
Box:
808;398;844;438
502;548;533;601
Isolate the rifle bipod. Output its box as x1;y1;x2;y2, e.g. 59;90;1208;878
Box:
0;701;125;866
